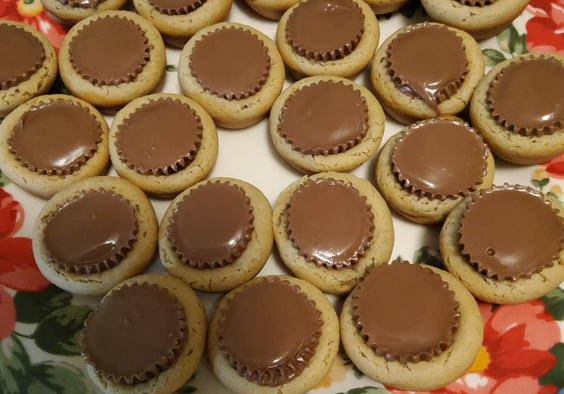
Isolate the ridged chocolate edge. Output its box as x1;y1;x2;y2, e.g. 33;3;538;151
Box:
148;0;206;15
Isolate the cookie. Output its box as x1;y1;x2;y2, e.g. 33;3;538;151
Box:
363;0;409;14
208;275;339;394
159;177;273;292
133;0;233;48
32;176;158;295
273;172;394;295
440;184;564;304
41;0;127;26
81;273;207;394
375;117;495;224
341;262;483;392
421;0;531;40
276;0;379;79
269;75;385;174
371;22;484;125
0;21;57;118
243;0;298;19
59;11;166;110
0;94;110;198
178;22;285;129
109;93;218;196
470;53;564;165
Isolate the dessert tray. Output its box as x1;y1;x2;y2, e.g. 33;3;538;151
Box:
0;0;563;393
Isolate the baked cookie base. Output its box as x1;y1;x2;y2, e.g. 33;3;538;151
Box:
272;172;394;295
86;273;207;394
33;176;158;295
341;265;483;392
208;275;340;394
42;0;128;25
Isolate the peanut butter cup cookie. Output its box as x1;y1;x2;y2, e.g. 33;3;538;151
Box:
270;76;385;174
371;22;484;124
341;261;483;392
159;177;273;292
42;0;127;26
0;94;109;198
273;172;394;294
109;93;218;196
0;21;57;118
243;0;298;19
277;0;379;79
33;176;158;295
81;273;207;394
440;184;564;304
134;0;233;48
59;11;166;110
470;53;564;165
363;0;408;14
376;117;494;224
422;0;530;40
178;22;284;129
208;275;339;394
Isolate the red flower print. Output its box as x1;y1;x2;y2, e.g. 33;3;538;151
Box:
526;0;564;55
542;154;564;179
0;0;67;52
387;301;561;394
0;188;50;339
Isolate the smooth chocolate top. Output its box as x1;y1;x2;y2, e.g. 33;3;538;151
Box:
58;0;103;9
459;187;564;281
167;182;254;269
286;0;365;62
8;100;102;176
286;179;374;269
69;16;150;87
43;190;138;274
116;98;202;176
0;24;45;91
392;119;488;200
189;27;271;100
219;278;322;386
487;56;564;136
149;0;205;14
81;283;186;384
387;24;468;113
457;0;498;6
278;81;368;155
353;262;460;364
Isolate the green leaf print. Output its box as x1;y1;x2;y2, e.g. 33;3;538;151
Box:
14;285;73;324
541;288;564;321
167;64;178;72
496;24;528;57
33;305;92;356
27;362;95;394
395;255;405;263
342;351;364;379
532;178;550;191
482;49;506;67
0;335;31;394
538;343;564;389
0;168;10;188
413;246;444;270
336;387;390;394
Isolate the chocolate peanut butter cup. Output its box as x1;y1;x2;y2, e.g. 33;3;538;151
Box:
391;119;488;200
459;185;564;281
8;99;102;176
0;24;46;91
286;179;374;269
219;277;323;386
167;181;254;269
43;189;138;274
81;282;186;384
386;23;469;113
457;0;497;6
189;27;271;101
278;81;369;155
69;16;150;87
115;97;202;176
148;0;205;14
58;0;103;8
285;0;365;62
353;262;460;364
487;56;564;136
